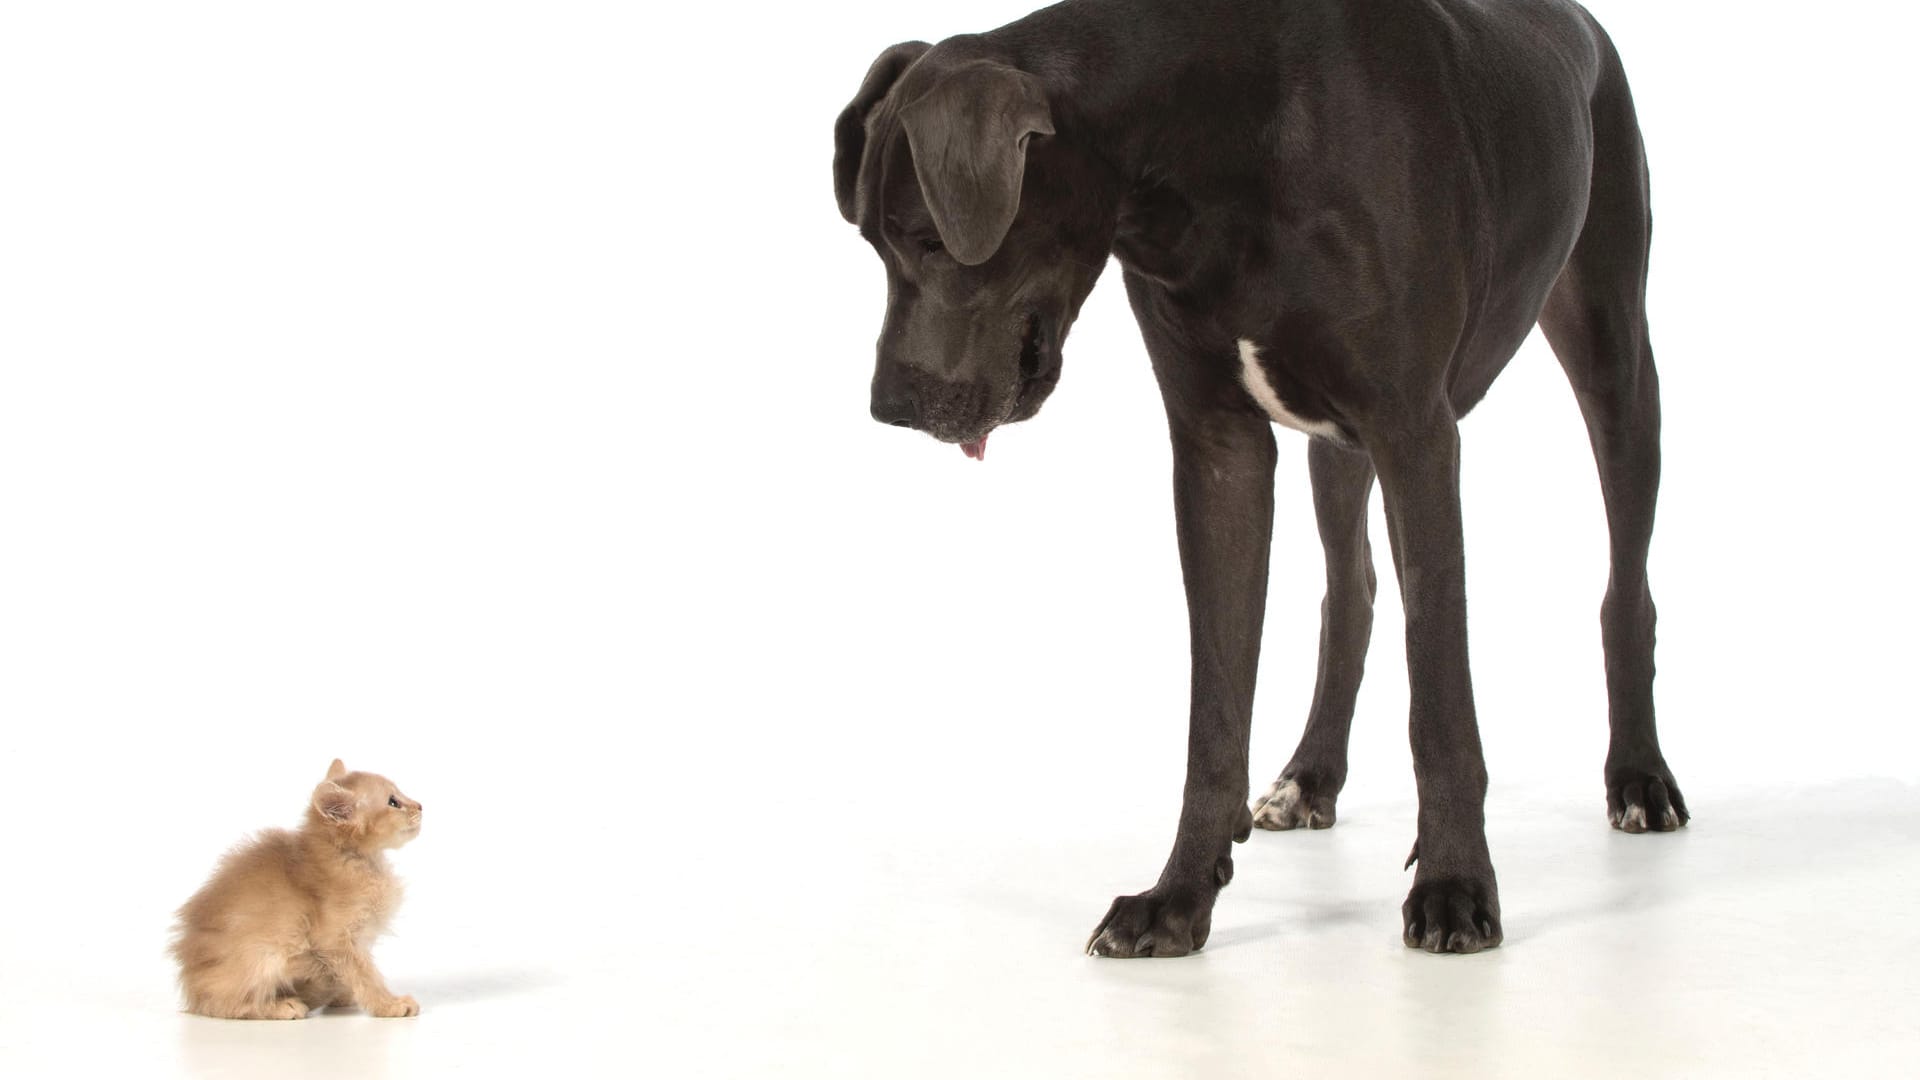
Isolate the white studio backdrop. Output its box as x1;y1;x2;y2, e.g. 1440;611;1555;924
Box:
1;0;1916;1069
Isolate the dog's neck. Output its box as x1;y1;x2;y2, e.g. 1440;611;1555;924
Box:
997;5;1253;171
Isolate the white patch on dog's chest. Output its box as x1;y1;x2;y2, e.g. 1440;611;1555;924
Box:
1237;339;1343;439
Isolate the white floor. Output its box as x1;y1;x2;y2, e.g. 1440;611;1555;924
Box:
4;778;1914;1079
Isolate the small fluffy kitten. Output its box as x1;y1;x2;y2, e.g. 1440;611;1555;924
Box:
170;759;423;1019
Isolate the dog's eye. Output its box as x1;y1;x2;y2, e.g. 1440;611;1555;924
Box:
919;237;943;255
388;795;400;808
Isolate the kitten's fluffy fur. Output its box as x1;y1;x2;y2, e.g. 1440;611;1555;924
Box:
170;760;423;1020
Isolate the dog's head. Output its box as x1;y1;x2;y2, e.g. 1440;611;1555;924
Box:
835;40;1113;457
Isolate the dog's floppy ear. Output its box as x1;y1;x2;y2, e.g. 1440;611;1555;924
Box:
834;41;932;225
899;61;1053;266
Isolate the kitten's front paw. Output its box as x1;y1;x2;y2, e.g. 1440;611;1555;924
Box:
371;994;420;1018
269;998;310;1020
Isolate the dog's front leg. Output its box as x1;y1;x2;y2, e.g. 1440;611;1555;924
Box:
1368;411;1504;954
1087;406;1276;958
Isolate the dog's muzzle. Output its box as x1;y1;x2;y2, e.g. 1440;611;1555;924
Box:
869;313;1056;460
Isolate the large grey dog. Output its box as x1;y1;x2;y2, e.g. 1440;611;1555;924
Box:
835;0;1685;957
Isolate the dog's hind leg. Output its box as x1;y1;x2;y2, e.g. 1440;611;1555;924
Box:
1537;41;1686;834
1252;440;1377;830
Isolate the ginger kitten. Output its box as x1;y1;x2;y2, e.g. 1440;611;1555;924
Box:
170;759;423;1019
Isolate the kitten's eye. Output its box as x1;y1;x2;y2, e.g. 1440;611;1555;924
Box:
388;796;400;808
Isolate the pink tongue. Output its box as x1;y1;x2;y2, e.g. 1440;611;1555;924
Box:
961;435;989;461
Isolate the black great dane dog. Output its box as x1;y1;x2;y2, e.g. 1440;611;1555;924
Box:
834;0;1685;956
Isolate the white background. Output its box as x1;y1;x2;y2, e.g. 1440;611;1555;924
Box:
2;2;1916;1077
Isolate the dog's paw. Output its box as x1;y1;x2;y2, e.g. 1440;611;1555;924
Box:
1086;885;1218;958
1607;768;1688;833
1402;875;1502;955
370;994;420;1018
1250;775;1337;831
267;998;310;1020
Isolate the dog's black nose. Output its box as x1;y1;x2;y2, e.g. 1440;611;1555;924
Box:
871;392;917;428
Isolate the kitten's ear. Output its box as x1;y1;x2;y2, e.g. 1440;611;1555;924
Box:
313;781;356;824
326;759;347;781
